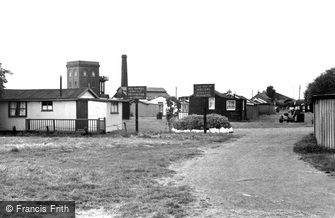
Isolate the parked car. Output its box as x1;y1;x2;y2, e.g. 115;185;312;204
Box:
279;109;304;123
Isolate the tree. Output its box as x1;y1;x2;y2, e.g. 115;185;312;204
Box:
0;63;12;95
166;96;181;133
304;68;335;106
266;85;276;102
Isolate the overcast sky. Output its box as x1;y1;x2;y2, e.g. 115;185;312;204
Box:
2;0;335;99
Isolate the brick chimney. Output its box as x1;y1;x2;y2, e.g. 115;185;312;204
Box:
121;54;128;87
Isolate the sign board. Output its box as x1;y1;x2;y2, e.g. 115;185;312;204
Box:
127;86;147;99
194;84;215;97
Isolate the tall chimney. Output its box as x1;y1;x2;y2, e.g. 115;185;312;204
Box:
121;54;128;87
60;75;62;97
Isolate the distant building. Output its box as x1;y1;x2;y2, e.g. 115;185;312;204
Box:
251;91;294;114
113;54;170;119
189;90;247;121
146;87;170;100
66;61;109;98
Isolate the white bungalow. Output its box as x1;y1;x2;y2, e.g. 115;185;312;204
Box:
0;88;123;133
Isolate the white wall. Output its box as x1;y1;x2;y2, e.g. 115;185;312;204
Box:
149;97;167;115
28;101;76;119
88;100;123;132
88;101;106;119
106;101;123;132
79;91;95;99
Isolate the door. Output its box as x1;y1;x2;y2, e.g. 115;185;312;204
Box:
76;100;88;131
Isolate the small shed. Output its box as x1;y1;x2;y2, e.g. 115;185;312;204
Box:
189;91;247;121
313;93;335;149
246;99;259;120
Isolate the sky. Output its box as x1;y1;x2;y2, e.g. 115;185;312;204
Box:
2;0;335;99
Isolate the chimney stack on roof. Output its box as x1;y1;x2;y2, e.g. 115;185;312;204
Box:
121;54;128;87
60;75;62;97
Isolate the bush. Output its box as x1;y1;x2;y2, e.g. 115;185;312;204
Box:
173;113;231;130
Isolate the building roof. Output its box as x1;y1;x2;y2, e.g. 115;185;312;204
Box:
66;60;100;67
0;88;99;101
251;92;272;104
246;99;259;105
189;90;247;100
251;91;294;104
220;91;247;100
118;86;167;93
147;87;167;93
312;92;335;100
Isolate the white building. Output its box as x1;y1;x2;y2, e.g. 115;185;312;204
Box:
0;88;123;133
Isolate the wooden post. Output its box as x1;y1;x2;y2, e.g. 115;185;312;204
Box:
53;119;56;132
124;122;127;134
97;118;100;132
203;97;207;133
26;119;30;131
104;117;106;133
135;99;139;133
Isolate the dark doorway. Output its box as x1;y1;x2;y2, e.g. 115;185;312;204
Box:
76;100;88;130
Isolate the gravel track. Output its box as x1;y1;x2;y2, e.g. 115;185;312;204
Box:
175;127;335;217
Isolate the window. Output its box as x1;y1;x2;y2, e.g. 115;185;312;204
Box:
92;71;95;77
226;100;236;111
208;97;215;110
74;71;78;77
111;102;119;114
83;71;87;77
74;81;77;87
41;101;53;111
9;101;27;117
68;70;72;77
158;102;164;112
69;81;72;88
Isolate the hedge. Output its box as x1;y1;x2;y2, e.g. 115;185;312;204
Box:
173;113;231;130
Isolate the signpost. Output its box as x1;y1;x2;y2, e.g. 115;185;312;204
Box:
127;86;147;133
194;84;215;133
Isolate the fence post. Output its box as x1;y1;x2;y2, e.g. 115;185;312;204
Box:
53;119;56;132
97;118;100;132
104;117;106;133
25;119;30;131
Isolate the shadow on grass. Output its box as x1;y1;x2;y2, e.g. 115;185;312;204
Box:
294;133;335;174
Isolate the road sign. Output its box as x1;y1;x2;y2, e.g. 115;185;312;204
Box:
127;86;147;99
194;84;215;97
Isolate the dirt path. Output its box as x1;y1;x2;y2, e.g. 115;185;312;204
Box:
176;127;335;217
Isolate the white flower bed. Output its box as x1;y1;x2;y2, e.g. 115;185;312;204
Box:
171;127;234;134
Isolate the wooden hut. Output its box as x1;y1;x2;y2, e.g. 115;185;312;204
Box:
189;91;247;121
246;99;259;120
313;93;335;149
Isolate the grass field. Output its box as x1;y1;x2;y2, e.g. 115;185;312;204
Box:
0;133;237;217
